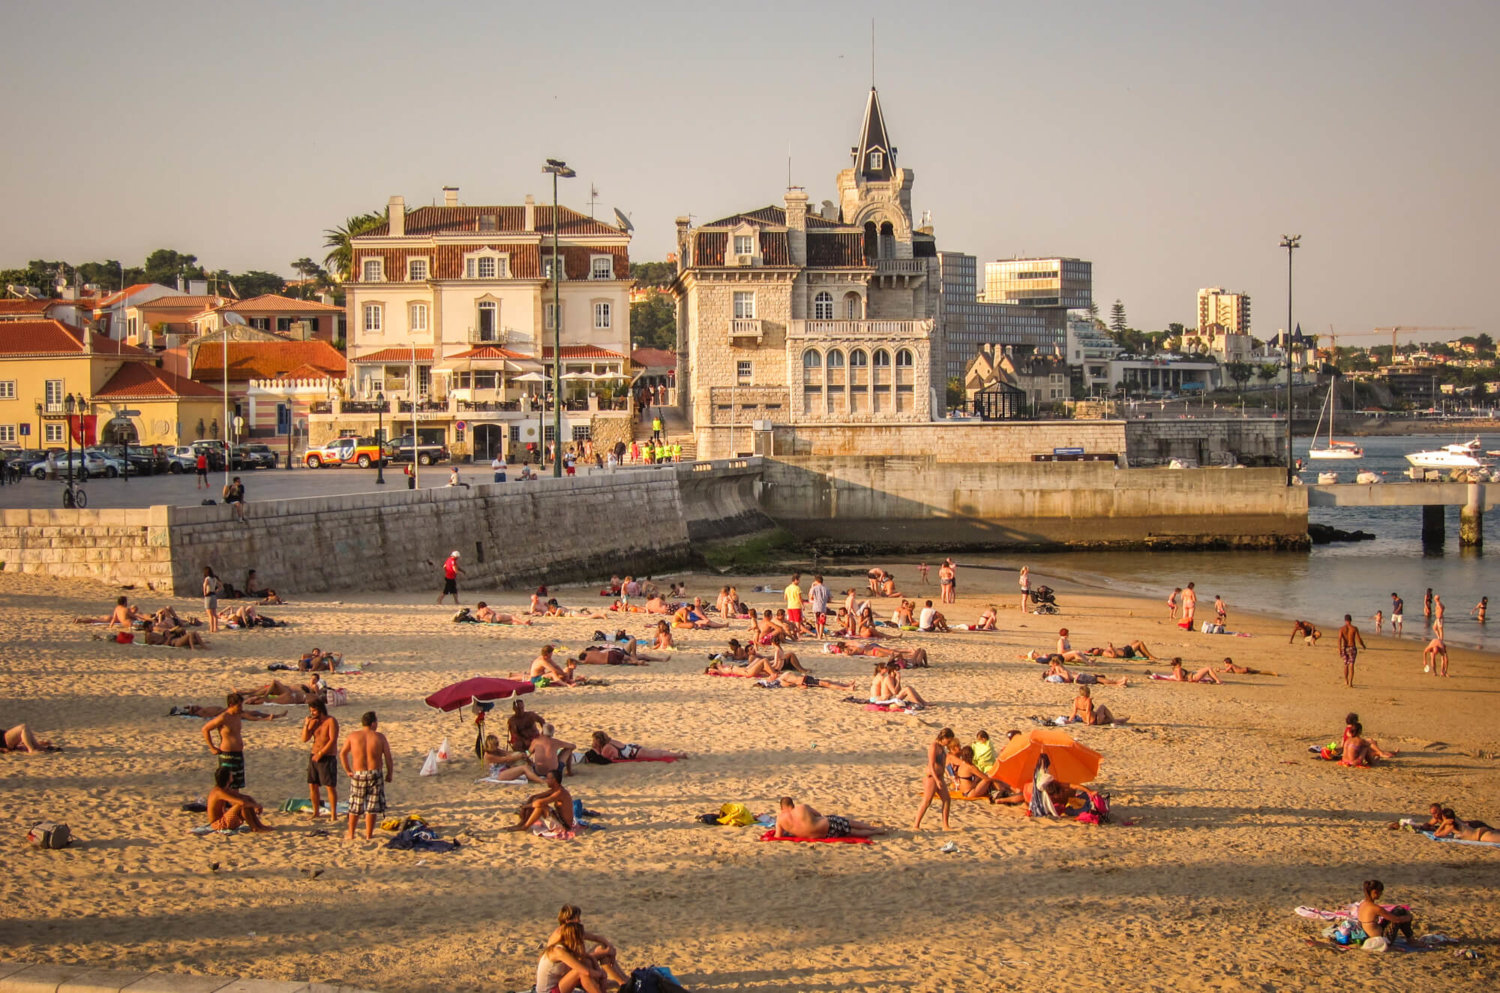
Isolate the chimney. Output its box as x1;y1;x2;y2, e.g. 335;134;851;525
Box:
675;217;692;271
784;188;808;267
443;186;459;207
388;195;405;237
524;194;536;231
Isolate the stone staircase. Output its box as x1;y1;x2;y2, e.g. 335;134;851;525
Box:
633;406;696;460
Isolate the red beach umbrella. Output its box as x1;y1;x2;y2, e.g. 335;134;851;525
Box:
424;676;533;713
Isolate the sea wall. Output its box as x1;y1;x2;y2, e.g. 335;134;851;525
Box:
761;457;1308;551
0;462;770;596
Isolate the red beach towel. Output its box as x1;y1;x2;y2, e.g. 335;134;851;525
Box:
758;829;872;845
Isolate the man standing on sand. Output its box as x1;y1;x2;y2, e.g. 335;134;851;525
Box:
1181;583;1198;630
775;796;886;839
437;550;463;605
784;573;804;633
340;711;394;840
202;692;257;787
301;698;339;819
1390;593;1404;637
807;574;831;639
1423;634;1449;677
1337;614;1367;688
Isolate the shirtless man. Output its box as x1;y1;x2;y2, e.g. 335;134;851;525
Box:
202;693;254;787
296;648;343;672
1215;656;1276;676
774;796;886;839
526;645;571;683
527;727;576;780
1289;620;1322;645
507;699;546;750
300;698;339;819
760;670;857;690
1433;593;1446;639
339;711;394;840
1042;657;1130;687
506;771;574;832
1085;640;1157;661
1337;613;1367;688
147;625;207;649
575;644;652;666
870;662;927;707
474;602;533;625
236;678;318;706
109;596;143;629
1423;635;1450;677
206;766;270;832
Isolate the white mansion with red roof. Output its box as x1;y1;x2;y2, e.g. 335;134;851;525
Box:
327;187;633;460
673;87;941;458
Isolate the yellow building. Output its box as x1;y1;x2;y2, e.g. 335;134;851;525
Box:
0;319;222;448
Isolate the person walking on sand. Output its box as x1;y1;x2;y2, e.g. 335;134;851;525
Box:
913;727;957;831
1433;593;1446;639
1180;583;1198;630
202;566;223;633
1167;587;1181;621
808;574;831;639
437;550;463;606
1019;566;1030;612
301;698;339;819
1390;593;1404;636
1338;614;1367;688
340;711;393;840
1214;594;1227;627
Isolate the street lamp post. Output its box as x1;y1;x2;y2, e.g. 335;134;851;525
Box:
375;391;386;485
1279;234;1301;485
543;158;576;478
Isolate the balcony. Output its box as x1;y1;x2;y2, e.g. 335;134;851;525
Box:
341;399;390;414
875;259;926;274
728;319;763;344
790;319;930;338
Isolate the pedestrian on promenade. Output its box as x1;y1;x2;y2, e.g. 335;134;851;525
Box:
491;449;508;483
222;475;247;524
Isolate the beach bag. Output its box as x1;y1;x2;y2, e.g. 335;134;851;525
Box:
436;738;451;762
716;802;755;826
622;967;689;993
419;749;440;777
452;608;475;623
115;632;134;644
27;822;71;849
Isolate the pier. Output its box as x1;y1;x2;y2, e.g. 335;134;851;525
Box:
1307;481;1493;549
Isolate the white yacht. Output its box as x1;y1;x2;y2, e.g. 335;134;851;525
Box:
1404;444;1489;470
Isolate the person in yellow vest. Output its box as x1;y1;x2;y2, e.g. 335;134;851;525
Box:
671;442;681;463
651;415;663;442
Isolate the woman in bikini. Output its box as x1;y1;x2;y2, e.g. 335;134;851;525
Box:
767;635;808;673
649;621;675;651
1068;685;1124;726
1086;640;1157;660
545;906;628;990
589;731;687;761
1434;809;1500;843
913;727;956;831
1042;658;1130;687
854;605;878;639
1356;879;1415;944
1155;658;1221;683
945;742;995;799
975;605;998;631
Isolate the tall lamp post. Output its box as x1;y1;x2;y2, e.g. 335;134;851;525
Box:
1279;234;1301;485
375;391;386;485
543;158;576;477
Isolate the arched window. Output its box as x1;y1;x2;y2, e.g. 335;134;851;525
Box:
802;348;822;369
896;349;913;367
849;349;869;414
844;292;862;320
873;349;891;367
825;349;846;414
813;291;834;321
826;349;845;369
849;349;868;368
801;348;823;416
872;349;892;414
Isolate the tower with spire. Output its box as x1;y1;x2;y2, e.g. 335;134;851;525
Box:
837;87;917;259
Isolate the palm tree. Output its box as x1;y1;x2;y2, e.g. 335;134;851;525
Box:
322;211;385;282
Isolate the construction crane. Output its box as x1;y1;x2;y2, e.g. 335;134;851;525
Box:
1319;326;1475;361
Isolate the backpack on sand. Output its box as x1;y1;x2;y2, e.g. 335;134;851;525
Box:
27;822;71;849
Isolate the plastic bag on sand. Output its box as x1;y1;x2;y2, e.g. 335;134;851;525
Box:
437;737;451;762
419;749;440;777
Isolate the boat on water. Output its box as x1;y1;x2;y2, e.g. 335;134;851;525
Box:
1405;443;1490;470
1307;379;1362;459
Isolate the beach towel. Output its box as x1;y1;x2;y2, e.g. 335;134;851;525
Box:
278;798;349;815
189;824;249;835
475;774;530;785
758;829;872;845
706;669;757;678
1421;831;1500;848
863;703;917;713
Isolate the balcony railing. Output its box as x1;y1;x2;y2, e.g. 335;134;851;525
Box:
309;401;333;414
398;399;447;413
342;399;390;414
875;259;927;274
729;319;763;342
792;319;928;337
458;399;523;413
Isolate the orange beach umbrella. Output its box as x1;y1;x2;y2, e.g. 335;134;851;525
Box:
992;728;1101;790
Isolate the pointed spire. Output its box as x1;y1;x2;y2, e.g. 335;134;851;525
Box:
851;87;895;181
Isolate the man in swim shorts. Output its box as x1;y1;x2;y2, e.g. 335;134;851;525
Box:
202;692;251;788
774;796;886;839
301;698;339;819
1337;614;1366;688
1390;593;1404;636
340;711;393;840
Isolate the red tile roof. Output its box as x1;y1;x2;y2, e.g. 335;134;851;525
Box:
0;299;51;317
631;348;677;369
272;362;339;381
540;345;626;360
349;347;435;363
136;295;231;311
190;340;347;380
446;345;535;360
0;320;153;357
227;294;343;314
95;363;223;399
358;204;626;238
703;205;846;229
96;283;164;308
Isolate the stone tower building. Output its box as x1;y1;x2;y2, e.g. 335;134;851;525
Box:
673;88;940;459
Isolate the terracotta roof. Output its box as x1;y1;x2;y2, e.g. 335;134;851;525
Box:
96;283;166;308
0;299;51;317
702;205;845;229
95;363;222;399
446;345;535;360
358;204;625;239
691;230;793;267
135;295;230;311
0;320;153;357
349;347;435;363
631;348;677;369
540;345;626;360
227;294;343;314
269;362;339;381
191;340;347;380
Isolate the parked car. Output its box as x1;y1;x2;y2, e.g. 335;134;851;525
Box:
190;439;229;470
4;449;45;475
231;444;279;470
386;435;449;466
97;445;168;476
165;446;198;473
304;436;392;469
29;451;124;480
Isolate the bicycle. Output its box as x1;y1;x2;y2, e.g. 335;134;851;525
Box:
62;481;87;508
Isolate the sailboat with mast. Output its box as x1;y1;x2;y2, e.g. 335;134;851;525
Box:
1307;374;1363;460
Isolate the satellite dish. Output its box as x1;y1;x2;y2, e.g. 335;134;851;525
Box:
613;208;634;233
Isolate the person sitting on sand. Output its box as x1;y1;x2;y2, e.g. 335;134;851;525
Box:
1215;656;1275;675
758;670;857;691
2;723;59;753
206;766;271;832
945;742;997;799
474;602;532;625
892;600;916;627
974;605;998;631
1053;629;1087;663
918;600;950;633
296;648;343;672
765;635;810;674
649;620;676;651
866;568;889;595
506;699;546;750
706;657;778;678
717;637;755;662
1433;808;1500;843
1085;640;1157;661
588;731;687;761
535;922;607;993
854;606;879;639
1356;879;1415;944
880;574;901;598
774;795;886;839
480;734;547;784
672;603;726;630
971;730;997;775
515;645;587;687
1423;635;1450;677
506;770;575;833
547;906;629;991
1068;685;1125;726
1154;658;1221;683
1339;716;1396;766
110;596;143;628
643;595;671;615
870;661;927;708
1042;657;1130;687
1289;620;1321;645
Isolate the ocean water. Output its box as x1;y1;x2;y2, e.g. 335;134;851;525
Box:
974;432;1500;651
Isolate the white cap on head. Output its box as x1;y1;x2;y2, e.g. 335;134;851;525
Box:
451;550;460;557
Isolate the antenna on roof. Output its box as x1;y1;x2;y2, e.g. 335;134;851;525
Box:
787;142;792;190
871;18;876;89
613;208;635;233
587;184;600;218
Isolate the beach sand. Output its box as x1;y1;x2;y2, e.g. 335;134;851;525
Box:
0;564;1497;992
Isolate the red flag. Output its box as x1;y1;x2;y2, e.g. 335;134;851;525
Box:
69;414;97;446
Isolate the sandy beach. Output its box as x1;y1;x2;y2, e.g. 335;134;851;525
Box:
0;562;1497;993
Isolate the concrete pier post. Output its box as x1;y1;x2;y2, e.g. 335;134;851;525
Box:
1422;505;1445;550
1460;482;1483;549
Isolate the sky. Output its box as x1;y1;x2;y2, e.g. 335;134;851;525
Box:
1;0;1495;343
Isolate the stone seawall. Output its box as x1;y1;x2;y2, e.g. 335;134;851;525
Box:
0;462;771;596
762;457;1308;551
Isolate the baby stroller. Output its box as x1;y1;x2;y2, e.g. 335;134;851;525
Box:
1029;586;1060;614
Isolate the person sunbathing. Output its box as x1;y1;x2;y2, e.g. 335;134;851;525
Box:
589;731;687;761
505;771;575;832
774;795;886;839
1215;656;1275;675
1054;628;1085;663
1154;658;1221;683
610;599;646;613
206;766;271;832
1356;879;1415;944
1289;620;1321;645
517;645;577;686
168;704;278;721
236;678;319;705
870;663;927;708
672;604;725;629
1041;658;1129;687
647;620;677;651
944;743;996;799
145;625;206;649
766;636;809;673
1085;640;1157;660
222;603;262;628
706;657;780;678
830;641;928;667
2;723;59;753
759;670;857;690
296;648;343;672
475;602;532;625
1434;809;1500;843
1068;685;1125;726
110;596;143;628
544;599;608;620
1339;718;1396;766
854;606;878;639
880;575;901;598
574;644;651;666
718;638;754;662
643;596;671;614
974;605;998;631
892;600;916;627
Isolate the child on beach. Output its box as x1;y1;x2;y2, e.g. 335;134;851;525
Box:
1372;609;1384;633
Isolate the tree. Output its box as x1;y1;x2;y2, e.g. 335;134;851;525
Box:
945;377;965;410
1109;300;1127;335
322;211;386;282
1256;363;1279;386
228;270;286;298
629;261;676;287
629;292;675;351
1226;361;1253;391
142;249;203;288
290;257;325;298
1086;300;1099;324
